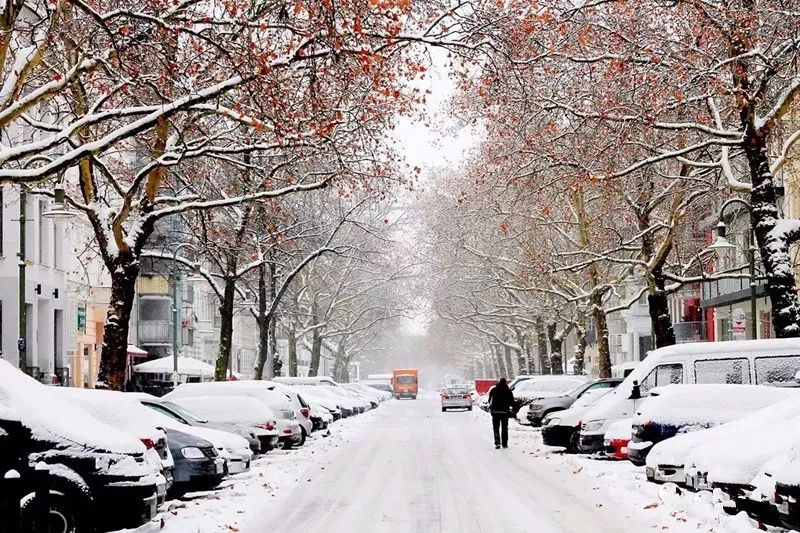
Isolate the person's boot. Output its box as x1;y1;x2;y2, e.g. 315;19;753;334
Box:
502;444;508;449
495;444;500;449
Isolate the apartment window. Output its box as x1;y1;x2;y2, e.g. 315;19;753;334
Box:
38;200;50;266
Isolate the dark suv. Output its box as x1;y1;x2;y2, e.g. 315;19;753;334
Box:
0;418;159;532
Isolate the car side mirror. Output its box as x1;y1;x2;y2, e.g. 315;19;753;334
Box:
629;381;642;400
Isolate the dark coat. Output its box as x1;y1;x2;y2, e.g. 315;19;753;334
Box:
488;383;515;414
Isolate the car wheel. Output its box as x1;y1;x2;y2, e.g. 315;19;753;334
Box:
467;406;473;411
441;407;446;412
298;427;307;447
20;482;92;533
282;440;294;450
412;395;417;400
566;430;580;453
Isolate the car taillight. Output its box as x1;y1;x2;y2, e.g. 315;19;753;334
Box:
283;428;292;434
262;421;275;431
140;438;155;450
441;395;449;400
463;394;471;399
300;408;310;418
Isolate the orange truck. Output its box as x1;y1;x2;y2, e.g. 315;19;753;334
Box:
392;369;419;399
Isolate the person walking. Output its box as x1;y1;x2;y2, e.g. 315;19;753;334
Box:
488;378;515;449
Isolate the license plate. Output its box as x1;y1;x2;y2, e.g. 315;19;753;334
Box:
646;467;655;479
215;460;224;474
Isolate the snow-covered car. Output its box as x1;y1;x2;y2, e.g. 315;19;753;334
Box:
0;360;162;532
164;395;280;453
141;397;277;455
166;382;304;448
342;383;381;408
50;388;174;495
541;387;615;452
440;386;473;411
774;441;800;530
683;407;800;505
527;378;622;427
268;381;315;440
628;384;796;465
292;385;356;418
736;454;789;527
645;396;800;485
512;376;589;412
308;403;334;430
56;388;252;476
603;418;632;460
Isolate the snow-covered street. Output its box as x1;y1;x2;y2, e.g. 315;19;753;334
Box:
242;393;630;533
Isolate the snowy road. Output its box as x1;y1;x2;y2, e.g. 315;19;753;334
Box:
244;395;631;533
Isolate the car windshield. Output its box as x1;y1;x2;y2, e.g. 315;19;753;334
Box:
159;401;207;424
395;376;416;384
444;388;468;395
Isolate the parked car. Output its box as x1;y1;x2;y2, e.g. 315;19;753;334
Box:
56;388;252;477
140;396;275;455
268;381;315;441
645;395;800;485
0;360;161;532
50;388;174;497
774;441;800;530
292;385;355;418
527;378;622;427
440;386;473;411
342;383;380;408
164;395;280;453
166;382;303;448
364;382;393;395
482;375;589;413
579;339;800;454
628;384;796;465
164;428;225;497
541;387;615;452
736;454;789;527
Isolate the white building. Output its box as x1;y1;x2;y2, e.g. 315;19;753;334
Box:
0;187;68;383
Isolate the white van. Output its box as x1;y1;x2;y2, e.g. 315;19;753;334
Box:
578;339;800;453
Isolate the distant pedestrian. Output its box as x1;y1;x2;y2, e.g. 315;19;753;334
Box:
488;378;515;449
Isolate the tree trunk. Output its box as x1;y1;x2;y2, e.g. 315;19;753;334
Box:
525;336;536;374
574;325;587;375
98;256;139;390
493;344;507;378
592;295;612;378
503;344;514;378
535;318;549;374
514;348;525;377
288;322;298;376
308;327;323;377
547;322;564;375
745;133;800;337
214;278;236;381
648;273;676;348
268;261;280;377
253;262;270;380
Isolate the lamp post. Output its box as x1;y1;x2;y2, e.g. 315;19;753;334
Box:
171;243;197;388
707;198;758;340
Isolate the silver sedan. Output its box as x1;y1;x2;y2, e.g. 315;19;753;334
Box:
440;387;473;412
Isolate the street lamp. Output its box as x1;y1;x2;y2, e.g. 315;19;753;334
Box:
42;185;76;220
170;243;197;388
706;198;758;340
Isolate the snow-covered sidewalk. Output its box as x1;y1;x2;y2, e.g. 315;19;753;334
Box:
503;415;791;533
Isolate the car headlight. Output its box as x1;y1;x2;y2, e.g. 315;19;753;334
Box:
530;404;544;412
181;447;205;459
544;417;560;426
581;419;605;432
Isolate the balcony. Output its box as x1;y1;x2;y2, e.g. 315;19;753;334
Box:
673;321;706;343
700;277;767;308
138;321;172;345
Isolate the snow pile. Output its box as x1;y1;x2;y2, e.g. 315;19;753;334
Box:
776;437;800;486
0;360;144;454
633;384;797;427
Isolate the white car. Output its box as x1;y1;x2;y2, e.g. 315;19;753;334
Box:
165;395;281;453
440;386;473;411
166;382;303;448
541;387;615;452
